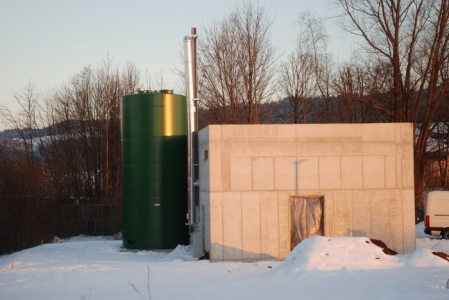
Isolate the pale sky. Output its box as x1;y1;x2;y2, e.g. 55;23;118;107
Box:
0;0;354;129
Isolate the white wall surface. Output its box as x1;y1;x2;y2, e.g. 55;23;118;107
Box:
198;123;415;262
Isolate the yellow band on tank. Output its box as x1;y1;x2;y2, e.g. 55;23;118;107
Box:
163;94;175;136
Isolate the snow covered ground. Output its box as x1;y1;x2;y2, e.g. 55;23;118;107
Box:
1;223;449;300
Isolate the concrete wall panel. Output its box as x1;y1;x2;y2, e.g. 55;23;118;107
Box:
362;143;396;155
333;190;353;236
296;124;363;141
297;157;320;191
222;192;242;261
363;156;385;188
200;123;415;262
242;192;261;260
279;124;297;140
362;123;396;142
275;157;297;191
230;157;252;191
252;157;275;191
209;141;222;192
343;143;363;155
403;189;416;253
352;190;371;237
221;141;230;191
278;191;291;258
260;192;280;259
385;156;396;188
209;192;223;261
319;156;341;189
402;144;414;188
342;156;363;189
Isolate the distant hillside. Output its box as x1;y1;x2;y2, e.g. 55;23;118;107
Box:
0;127;50;140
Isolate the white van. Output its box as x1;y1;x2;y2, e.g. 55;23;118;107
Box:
424;191;449;239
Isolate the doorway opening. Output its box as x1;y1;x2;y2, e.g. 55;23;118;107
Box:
289;195;324;250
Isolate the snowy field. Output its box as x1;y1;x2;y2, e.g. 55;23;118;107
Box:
1;222;449;300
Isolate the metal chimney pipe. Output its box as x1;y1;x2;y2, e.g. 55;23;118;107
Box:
184;28;197;225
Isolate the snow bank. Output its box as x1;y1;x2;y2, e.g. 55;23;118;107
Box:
274;236;400;276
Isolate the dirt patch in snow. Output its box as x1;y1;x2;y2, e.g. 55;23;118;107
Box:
432;251;449;262
370;238;449;262
369;239;398;255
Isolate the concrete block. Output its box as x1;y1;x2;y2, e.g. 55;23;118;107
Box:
275;157;297;191
260;192;280;259
209;141;222;192
208;125;222;141
200;192;211;253
278;124;297;140
252;157;274;191
389;221;404;254
198;126;209;146
333;190;353;236
278;192;291;258
352;190;371;206
370;190;390;245
385;156;396;188
296;142;315;156
401;123;413;143
296;124;363;141
198;143;210;193
352;190;371;237
362;123;396;142
395;124;402;144
363;156;385;188
297;157;320;191
341;156;363;189
276;141;297;156
221;125;230;140
395;145;403;188
229;141;254;157
352;206;371;237
209;192;223;261
246;126;256;139
222;192;242;261
254;125;279;139
221;141;230;191
402;189;416;253
402;144;414;188
343;143;363;155
313;143;344;156
242;192;261;260
362;143;395;155
230;157;252;191
253;141;278;156
230;125;247;139
319;157;341;189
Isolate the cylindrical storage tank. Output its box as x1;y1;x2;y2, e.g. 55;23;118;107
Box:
121;90;189;249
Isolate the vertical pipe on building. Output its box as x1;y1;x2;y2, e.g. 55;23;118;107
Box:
184;28;197;225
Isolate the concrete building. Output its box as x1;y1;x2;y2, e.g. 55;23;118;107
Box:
198;123;415;262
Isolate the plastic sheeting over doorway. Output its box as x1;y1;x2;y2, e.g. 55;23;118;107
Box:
289;196;324;250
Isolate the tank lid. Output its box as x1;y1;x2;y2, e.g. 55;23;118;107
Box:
160;89;174;94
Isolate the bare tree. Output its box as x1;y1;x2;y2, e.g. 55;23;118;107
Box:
335;0;449;208
42;60;139;204
332;57;393;122
0;81;43;166
198;0;277;124
296;12;335;122
277;39;316;123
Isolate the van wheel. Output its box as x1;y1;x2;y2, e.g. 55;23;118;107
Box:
442;230;449;240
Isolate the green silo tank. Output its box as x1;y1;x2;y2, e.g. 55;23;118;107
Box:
121;90;189;249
